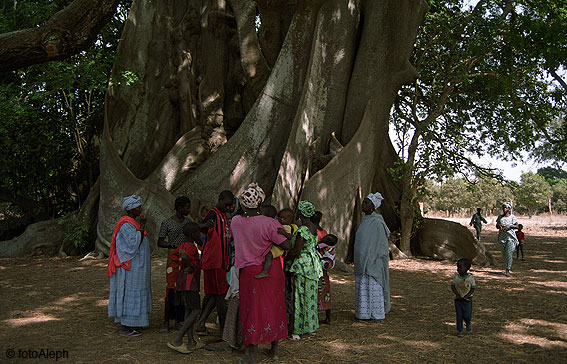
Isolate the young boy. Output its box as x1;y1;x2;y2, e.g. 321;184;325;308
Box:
278;208;298;236
167;222;204;353
451;258;476;338
515;224;525;260
255;204;284;279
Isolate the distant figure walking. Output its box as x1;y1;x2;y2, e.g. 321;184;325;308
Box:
496;202;520;277
469;208;487;240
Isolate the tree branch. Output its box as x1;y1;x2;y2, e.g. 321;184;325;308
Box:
0;0;120;72
549;68;567;94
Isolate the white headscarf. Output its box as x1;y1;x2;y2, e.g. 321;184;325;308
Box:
367;192;384;209
122;195;142;211
241;182;265;209
502;201;513;210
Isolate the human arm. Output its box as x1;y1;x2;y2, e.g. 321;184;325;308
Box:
278;227;292;240
286;235;304;260
451;284;462;299
181;253;195;274
462;287;475;301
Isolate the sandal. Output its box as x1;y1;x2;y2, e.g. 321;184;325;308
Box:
167;341;192;354
120;329;141;337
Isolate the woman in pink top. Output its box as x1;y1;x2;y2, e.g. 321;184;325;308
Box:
231;183;291;364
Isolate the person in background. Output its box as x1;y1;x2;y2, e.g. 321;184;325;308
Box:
515;224;526;260
496;201;520;277
469;208;488;240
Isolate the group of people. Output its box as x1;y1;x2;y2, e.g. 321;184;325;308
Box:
106;184;392;363
106;188;529;354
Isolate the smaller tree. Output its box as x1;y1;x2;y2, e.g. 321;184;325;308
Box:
514;172;552;216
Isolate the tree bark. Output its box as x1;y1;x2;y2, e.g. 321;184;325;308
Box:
0;0;120;72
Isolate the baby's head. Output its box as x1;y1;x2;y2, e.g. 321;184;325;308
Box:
456;258;472;276
320;234;338;246
183;222;201;242
260;204;278;219
278;208;295;225
518;224;523;231
310;211;323;226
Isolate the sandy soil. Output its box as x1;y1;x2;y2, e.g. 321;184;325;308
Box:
1;219;565;363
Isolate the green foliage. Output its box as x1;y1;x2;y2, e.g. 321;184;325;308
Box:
57;213;89;248
0;1;131;218
515;172;552;214
391;0;567;188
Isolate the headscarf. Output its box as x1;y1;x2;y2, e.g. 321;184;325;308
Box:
298;200;315;218
502;201;513;210
122;195;142;211
241;182;265;209
367;192;384;209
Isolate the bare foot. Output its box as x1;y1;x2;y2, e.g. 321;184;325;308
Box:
160;325;169;334
254;272;269;279
320;318;331;325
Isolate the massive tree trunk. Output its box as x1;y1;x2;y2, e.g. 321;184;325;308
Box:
91;0;429;259
73;0;491;266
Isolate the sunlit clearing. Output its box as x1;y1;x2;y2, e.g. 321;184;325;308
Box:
330;277;352;285
5;314;60;327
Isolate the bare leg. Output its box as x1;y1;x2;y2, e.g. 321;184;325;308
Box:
171;309;200;348
247;344;258;364
321;309;331;325
195;294;215;332
255;252;273;279
268;341;279;360
215;295;227;332
161;301;169;333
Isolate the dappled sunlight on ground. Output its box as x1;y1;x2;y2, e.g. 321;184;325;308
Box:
0;220;566;363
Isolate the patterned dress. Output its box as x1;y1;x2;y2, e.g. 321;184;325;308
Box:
496;214;519;270
289;226;323;335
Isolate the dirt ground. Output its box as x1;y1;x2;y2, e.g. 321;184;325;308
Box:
1;218;566;363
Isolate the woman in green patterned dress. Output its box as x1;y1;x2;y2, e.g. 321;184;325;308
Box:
287;201;323;339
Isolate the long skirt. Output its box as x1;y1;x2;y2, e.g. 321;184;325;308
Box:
355;274;385;320
239;259;287;346
318;271;332;311
293;274;319;335
501;238;517;270
222;297;242;348
108;265;152;327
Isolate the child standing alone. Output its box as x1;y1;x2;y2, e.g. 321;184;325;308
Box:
451;258;476;338
167;222;204;353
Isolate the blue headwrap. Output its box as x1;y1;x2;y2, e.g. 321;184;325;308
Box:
122;195;142;211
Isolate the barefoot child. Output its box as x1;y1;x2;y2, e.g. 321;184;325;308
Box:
255;205;285;279
451;258;475;338
515;224;525;260
167;222;204;353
